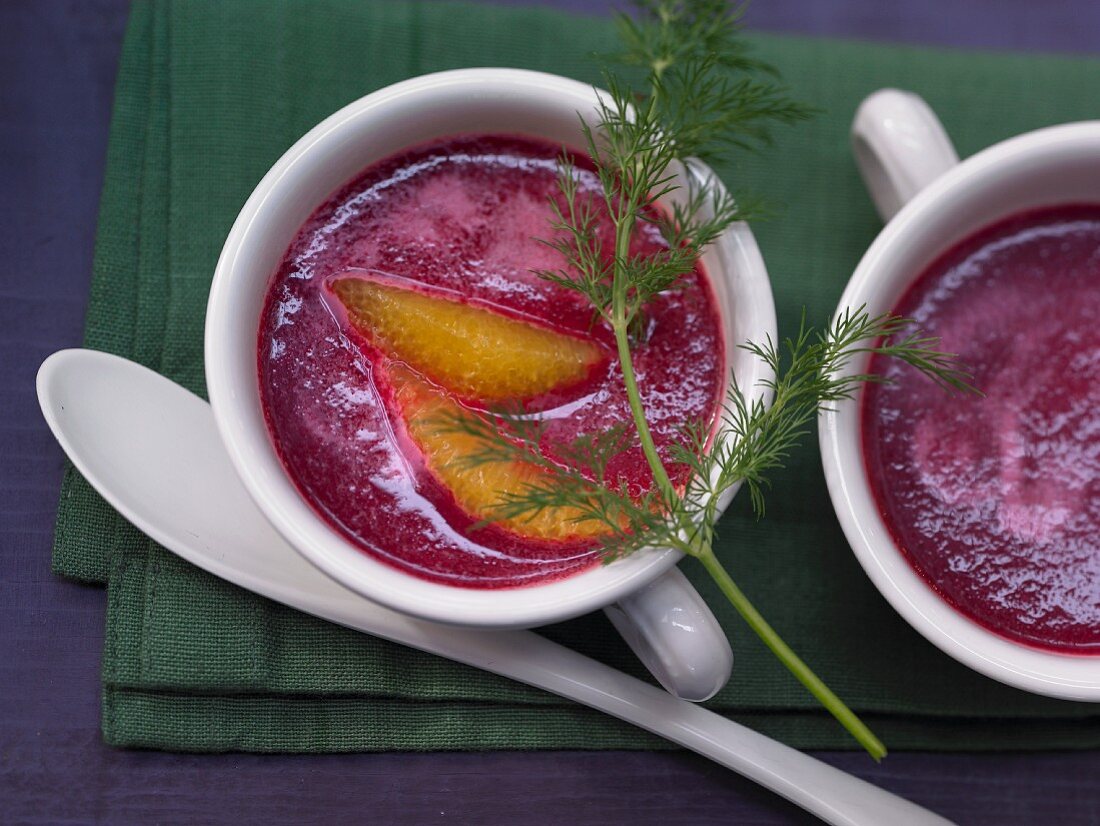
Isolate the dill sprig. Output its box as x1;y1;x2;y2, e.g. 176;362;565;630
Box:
692;306;976;521
435;0;977;761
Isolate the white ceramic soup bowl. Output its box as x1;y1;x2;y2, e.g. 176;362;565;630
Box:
820;88;1100;701
206;68;776;701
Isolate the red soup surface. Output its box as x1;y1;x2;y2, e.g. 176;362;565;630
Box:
258;134;725;589
863;204;1100;653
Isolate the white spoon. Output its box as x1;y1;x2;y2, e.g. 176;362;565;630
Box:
36;348;953;826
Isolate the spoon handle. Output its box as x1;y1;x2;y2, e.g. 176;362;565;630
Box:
38;349;953;826
262;572;954;826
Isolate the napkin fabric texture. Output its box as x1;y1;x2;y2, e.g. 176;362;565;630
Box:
55;0;1100;752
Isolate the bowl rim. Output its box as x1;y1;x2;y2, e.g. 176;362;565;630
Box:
819;120;1100;700
206;67;777;628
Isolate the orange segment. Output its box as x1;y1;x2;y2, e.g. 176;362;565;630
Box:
390;366;609;541
332;276;603;402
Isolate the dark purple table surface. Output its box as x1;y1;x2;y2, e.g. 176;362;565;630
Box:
3;1;1099;823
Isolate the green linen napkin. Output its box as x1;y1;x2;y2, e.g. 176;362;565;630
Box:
56;0;1100;752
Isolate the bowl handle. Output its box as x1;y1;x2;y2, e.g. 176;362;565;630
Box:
851;88;960;221
604;567;733;702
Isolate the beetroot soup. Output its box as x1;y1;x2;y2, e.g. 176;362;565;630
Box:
863;204;1100;653
258;135;725;589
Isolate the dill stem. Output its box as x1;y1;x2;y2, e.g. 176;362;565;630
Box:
612;316;677;505
609;206;678;509
695;543;888;761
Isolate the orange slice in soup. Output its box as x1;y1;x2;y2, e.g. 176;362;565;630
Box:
389;365;608;541
331;276;603;403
